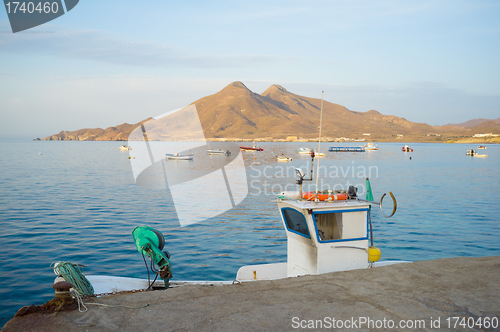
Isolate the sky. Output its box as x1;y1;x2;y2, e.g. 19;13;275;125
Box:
0;0;499;139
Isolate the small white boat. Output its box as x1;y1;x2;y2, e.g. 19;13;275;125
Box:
276;156;292;162
297;148;324;157
466;149;487;157
478;146;487;150
297;147;312;154
207;148;231;156
364;143;378;151
166;153;194;160
402;145;413;152
119;145;131;151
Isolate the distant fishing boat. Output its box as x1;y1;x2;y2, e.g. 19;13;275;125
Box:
466;149;487;157
276;156;292;162
297;147;312;154
478;146;487;150
364;143;378;151
240;142;263;151
166;153;194;160
119;145;131;151
402;145;413;152
329;147;365;152
207;148;231;156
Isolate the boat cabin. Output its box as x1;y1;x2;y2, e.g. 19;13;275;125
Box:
278;199;370;277
236;198;372;281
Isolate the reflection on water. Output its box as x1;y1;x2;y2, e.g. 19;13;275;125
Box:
0;141;499;327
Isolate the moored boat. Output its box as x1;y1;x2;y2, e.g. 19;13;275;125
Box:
296;148;325;156
329;146;365;152
276;156;292;162
166;153;194;160
364;142;378;150
402;145;413;152
119;145;131;151
240;146;263;151
478;146;487;150
240;142;263;151
236;152;403;281
466;149;487;157
297;147;312;154
207;148;231;156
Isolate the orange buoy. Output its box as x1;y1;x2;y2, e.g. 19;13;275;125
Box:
302;191;348;201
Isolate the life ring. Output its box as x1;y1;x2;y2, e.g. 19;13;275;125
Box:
302;191;348;201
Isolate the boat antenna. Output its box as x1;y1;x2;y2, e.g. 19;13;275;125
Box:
315;91;324;202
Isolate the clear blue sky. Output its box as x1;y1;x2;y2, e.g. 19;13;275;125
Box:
1;0;499;139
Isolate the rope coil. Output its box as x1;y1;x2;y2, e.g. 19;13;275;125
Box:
51;261;94;296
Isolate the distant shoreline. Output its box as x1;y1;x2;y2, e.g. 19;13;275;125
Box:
31;138;499;144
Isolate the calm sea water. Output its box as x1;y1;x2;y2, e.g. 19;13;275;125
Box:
0;141;499;327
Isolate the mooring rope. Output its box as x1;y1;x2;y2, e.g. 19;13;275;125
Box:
51;261;94;296
70;289;149;312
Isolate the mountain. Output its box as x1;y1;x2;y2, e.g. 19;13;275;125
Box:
40;119;152;141
193;81;439;140
445;117;500;128
39;82;499;142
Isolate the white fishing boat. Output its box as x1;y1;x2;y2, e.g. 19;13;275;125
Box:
297;147;312;154
297;148;324;157
402;145;413;152
166;153;194;160
466;149;487;157
477;146;487;150
207;148;231;156
236;166;403;281
364;142;378;151
119;145;131;151
276;156;292;162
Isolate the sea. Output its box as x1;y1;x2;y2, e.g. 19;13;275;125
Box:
0;140;499;327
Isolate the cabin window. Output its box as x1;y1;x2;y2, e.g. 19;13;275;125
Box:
282;208;310;238
313;209;368;242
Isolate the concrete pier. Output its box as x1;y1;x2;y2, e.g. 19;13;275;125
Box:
2;256;499;332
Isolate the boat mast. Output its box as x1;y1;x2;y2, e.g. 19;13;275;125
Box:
315;91;324;201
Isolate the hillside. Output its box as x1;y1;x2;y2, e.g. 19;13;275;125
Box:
38;82;499;142
445;117;500;128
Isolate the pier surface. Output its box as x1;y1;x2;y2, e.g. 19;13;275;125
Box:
3;256;499;332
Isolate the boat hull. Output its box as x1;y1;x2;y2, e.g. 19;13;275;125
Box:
85;275;233;293
235;260;411;281
240;147;263;151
